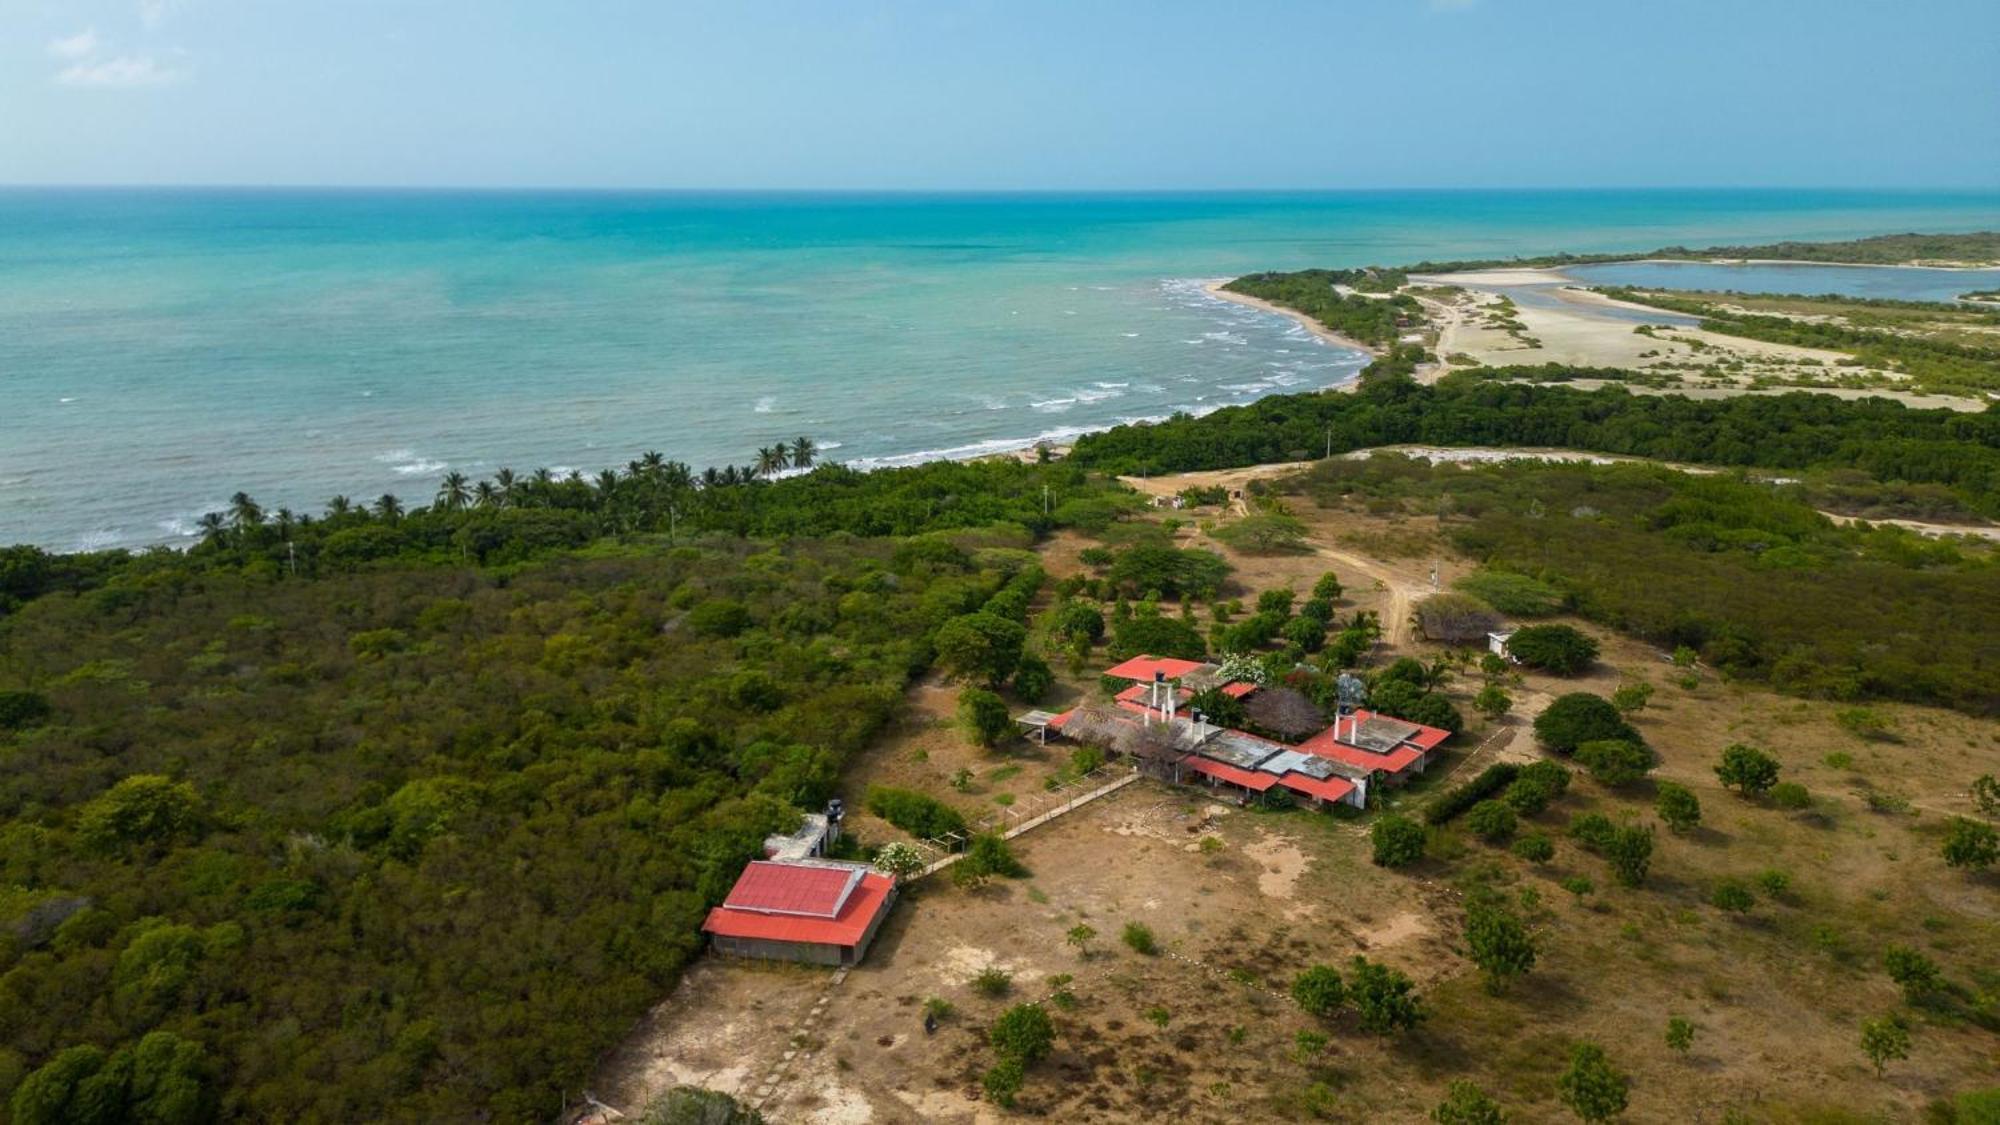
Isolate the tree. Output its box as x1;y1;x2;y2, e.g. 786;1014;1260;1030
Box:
1556;1042;1629;1122
1065;923;1096;958
1465;903;1537;993
435;471;472;512
1291;964;1346;1018
1859;1015;1910;1077
1347;956;1425;1035
1664;1017;1695;1057
1506;761;1572;816
1312;571;1344;601
0;689;53;730
959;688;1015;748
1466;800;1518;844
753;446;789;478
1942;816;1998;871
989;1003;1055;1065
1715;744;1781;797
1244;686;1326;741
1474;684;1513;722
75;775;206;856
1371;814;1428;868
1011;654;1052;703
935;612;1028;687
1211;512;1307;554
873;841;924;883
228;490;265;530
1654;782;1701;834
1121;921;1158;955
789;436;817;469
1506;624;1599;675
1432;1081;1506;1125
1415;593;1504;644
1605;825;1655;888
1575;740;1654;787
1534;694;1638;754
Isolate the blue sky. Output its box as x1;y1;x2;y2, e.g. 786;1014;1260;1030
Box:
3;0;1997;189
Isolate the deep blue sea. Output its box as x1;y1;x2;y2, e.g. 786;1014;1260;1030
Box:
3;188;1998;551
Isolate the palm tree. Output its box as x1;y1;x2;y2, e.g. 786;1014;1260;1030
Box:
640;450;666;475
196;511;227;541
754;445;789;478
532;467;554;486
435;471;471;512
494;468;519;506
229;491;264;530
375;493;404;520
595;469;620;499
473;480;500;508
274;509;297;538
326;495;354;517
660;460;692;490
790;436;817;469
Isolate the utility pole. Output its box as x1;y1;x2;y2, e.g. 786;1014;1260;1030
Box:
286;541;297;578
1325;425;1333;460
1043;484;1051;516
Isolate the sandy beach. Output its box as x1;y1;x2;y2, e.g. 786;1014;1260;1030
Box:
1202;279;1383;356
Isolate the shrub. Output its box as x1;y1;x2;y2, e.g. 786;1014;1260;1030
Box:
1211;513;1308;554
1109;611;1206;661
687;598;752;638
972;967;1013;998
962;834;1028;880
1466;800;1518;844
1942;817;1999;871
1715;743;1781;797
866;786;968;839
1665;1017;1695;1055
75;775;207;856
1454;570;1564;616
1755;869;1791;897
1505;624;1599;675
1415;593;1503;645
1291;965;1346;1018
1106;545;1231;600
1770;782;1812;810
1610;680;1654;716
1561;875;1595;898
1121;921;1158;955
1426;763;1521;825
1312;572;1344;601
1347;956;1426;1035
988;1003;1055;1064
1371;815;1428;867
1049;603;1106;646
1655;782;1701;834
1535;694;1637;754
1883;946;1945;1002
1557;1043;1629;1122
1859;1014;1910;1077
1511;832;1555;863
1568;812;1617;851
1473;684;1512;722
1505;761;1573;816
1710;880;1755;913
959;689;1014;748
981;1057;1024;1107
1465;902;1536;992
1432;1081;1506;1125
1605;825;1655;887
1575;739;1654;787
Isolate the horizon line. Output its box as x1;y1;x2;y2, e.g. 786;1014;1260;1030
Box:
5;182;2000;196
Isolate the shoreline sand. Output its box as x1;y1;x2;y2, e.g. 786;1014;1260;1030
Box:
1201;279;1384;357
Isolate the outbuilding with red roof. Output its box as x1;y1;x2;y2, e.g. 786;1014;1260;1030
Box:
702;859;898;967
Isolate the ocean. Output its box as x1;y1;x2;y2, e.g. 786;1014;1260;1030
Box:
3;187;1998;552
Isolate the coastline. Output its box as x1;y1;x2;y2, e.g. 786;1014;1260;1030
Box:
1201;279;1384;358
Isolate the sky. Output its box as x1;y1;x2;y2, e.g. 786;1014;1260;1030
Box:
2;0;1997;190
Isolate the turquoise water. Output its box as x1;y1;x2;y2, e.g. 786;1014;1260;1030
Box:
1566;260;2000;300
3;188;1998;551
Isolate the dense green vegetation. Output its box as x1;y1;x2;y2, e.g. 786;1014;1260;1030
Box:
1599;287;2000;394
1283;455;2000;713
0;453;1121;1121
1397;230;2000;273
1223;271;1427;347
1068;367;2000;519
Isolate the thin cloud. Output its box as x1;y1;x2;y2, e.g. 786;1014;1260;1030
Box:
139;0;175;29
57;55;186;88
48;28;101;59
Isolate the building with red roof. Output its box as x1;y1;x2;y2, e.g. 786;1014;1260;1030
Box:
702;860;898;967
1041;657;1451;812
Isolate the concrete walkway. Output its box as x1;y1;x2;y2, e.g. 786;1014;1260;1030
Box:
914;769;1142;880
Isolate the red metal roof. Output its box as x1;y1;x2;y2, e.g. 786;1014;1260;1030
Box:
1220;682;1258;699
1103;655;1206;683
1293;709;1448;776
704;866;896;947
722;860;862;918
1276;772;1355;804
1185;755;1278;791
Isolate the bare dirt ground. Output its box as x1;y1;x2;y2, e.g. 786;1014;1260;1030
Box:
594;477;2000;1124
